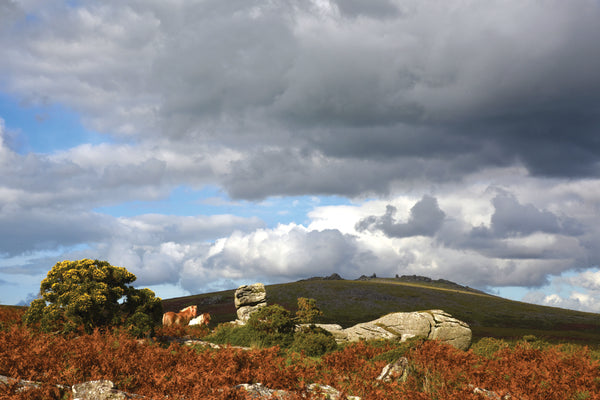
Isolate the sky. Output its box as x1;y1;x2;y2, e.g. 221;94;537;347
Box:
1;0;600;312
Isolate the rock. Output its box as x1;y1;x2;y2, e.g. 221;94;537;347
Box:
376;357;409;383
235;383;291;399
469;385;514;399
234;283;267;323
428;310;473;350
306;323;348;342
300;273;344;282
236;382;360;400
236;304;266;322
0;375;42;392
72;380;131;400
325;310;472;350
0;374;69;394
234;283;267;308
472;387;502;400
307;383;361;400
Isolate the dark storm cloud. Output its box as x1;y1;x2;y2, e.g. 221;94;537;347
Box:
476;114;600;178
2;0;600;200
437;192;587;262
334;0;401;19
489;194;571;237
356;195;445;238
463;193;585;240
222;148;396;199
220;145;505;199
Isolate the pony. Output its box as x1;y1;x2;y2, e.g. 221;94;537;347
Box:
188;312;211;326
162;305;198;326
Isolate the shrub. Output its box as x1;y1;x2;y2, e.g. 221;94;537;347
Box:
295;297;323;324
245;305;296;348
373;336;426;363
206;299;328;351
248;304;295;335
23;259;162;336
522;334;538;343
205;323;256;347
290;325;337;357
470;337;510;358
207;301;326;350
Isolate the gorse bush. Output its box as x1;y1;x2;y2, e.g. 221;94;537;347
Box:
23;259;162;336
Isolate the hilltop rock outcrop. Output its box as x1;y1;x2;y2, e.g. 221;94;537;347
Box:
235;283;267;323
320;309;472;350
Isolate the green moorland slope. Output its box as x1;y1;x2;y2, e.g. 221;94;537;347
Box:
163;276;600;344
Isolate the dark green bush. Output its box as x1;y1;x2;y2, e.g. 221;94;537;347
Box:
290;325;337;357
206;300;329;352
373;336;426;363
206;304;312;349
206;323;256;347
246;305;296;348
206;321;295;349
248;304;296;335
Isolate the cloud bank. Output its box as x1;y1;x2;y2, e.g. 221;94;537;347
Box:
2;0;600;197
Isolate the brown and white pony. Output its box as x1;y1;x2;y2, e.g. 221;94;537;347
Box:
188;312;211;326
162;305;198;326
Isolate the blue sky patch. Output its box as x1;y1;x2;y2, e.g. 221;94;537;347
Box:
0;91;109;154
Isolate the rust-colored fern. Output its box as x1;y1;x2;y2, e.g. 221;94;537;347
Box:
1;308;599;400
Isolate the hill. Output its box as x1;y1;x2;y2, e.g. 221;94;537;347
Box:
163;275;600;344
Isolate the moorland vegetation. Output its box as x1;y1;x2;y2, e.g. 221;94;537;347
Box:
1;260;599;399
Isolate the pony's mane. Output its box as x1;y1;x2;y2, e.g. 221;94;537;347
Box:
180;305;196;312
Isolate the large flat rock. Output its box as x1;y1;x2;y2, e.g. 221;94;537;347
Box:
325;310;472;351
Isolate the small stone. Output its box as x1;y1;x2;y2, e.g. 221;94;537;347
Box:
376;357;409;383
72;380;127;400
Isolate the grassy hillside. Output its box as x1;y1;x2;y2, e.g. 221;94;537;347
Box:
163;276;600;344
